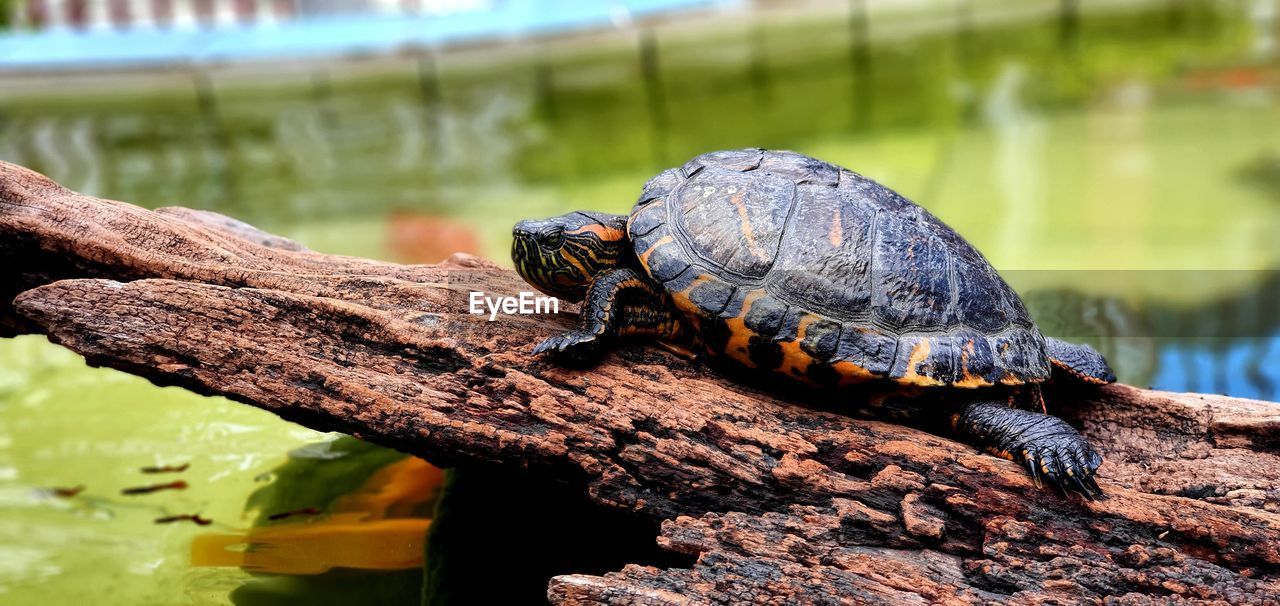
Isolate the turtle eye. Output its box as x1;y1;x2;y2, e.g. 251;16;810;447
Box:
543;227;565;248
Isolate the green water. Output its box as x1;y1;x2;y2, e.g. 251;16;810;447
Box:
1;1;1279;603
0;338;329;603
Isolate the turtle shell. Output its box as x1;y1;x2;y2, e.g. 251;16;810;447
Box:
627;148;1050;388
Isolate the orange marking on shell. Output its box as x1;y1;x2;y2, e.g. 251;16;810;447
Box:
953;372;991;388
999;372;1026;386
828;209;842;247
829;326;883;385
953;339;993;388
776;315;816;377
992;340;1026;385
638;235;674;268
833;360;878;385
670;275;710;316
728;189;771;261
895;340;946;387
722;291;762;368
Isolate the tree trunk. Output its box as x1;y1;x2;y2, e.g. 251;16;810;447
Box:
2;161;1278;605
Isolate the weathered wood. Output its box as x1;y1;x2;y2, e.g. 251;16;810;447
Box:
2;160;1279;604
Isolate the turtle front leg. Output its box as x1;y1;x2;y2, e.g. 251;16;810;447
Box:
534;268;686;363
951;402;1104;500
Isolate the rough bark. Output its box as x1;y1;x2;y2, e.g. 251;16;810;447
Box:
2;160;1279;605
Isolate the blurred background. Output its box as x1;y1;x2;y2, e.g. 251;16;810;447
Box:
1;0;1278;603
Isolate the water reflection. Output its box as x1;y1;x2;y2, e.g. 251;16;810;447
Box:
0;2;1259;226
1024;270;1280;400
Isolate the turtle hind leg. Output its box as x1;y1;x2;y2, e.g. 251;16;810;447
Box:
951;402;1104;500
1045;337;1116;385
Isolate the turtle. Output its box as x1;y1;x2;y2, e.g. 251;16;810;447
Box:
511;148;1115;499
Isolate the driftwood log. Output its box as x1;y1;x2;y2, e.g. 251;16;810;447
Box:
3;160;1280;605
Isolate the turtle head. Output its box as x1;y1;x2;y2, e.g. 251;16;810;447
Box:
512;211;629;302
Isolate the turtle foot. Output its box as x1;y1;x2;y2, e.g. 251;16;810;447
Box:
533;329;606;363
954;402;1105;501
1018;429;1105;500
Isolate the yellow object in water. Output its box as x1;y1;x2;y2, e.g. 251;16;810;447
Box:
192;457;442;575
331;455;443;520
192;517;430;575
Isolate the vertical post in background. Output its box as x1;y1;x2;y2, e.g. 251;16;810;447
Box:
1059;0;1080;52
533;56;557;124
193;70;224;143
1275;0;1280;66
0;0;10;28
107;0;130;29
848;0;871;133
416;52;442;154
639;27;669;167
192;69;237;211
26;0;51;28
1166;0;1187;32
151;0;172;27
193;0;213;27
955;0;974;72
232;0;253;24
66;0;88;29
748;21;772;106
311;69;337;128
271;0;294;22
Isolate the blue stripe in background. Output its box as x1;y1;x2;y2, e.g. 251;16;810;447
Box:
0;0;732;70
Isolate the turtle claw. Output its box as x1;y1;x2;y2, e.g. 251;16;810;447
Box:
1084;476;1103;496
1026;436;1104;501
1023;455;1043;489
534;329;605;363
1068;474;1094;501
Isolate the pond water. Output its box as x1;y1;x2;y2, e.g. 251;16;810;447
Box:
1;1;1278;603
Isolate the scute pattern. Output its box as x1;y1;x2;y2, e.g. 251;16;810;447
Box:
755;149;841;186
768;184;874;314
632;149;1052;388
869;208;956;330
674;167;793;279
682;148;764;175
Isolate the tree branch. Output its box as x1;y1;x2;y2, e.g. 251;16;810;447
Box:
3;160;1278;604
